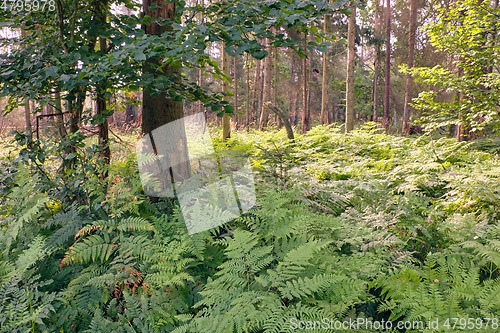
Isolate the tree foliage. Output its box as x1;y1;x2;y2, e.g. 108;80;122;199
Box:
403;0;500;136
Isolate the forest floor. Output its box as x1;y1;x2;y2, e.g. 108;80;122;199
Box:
1;125;500;332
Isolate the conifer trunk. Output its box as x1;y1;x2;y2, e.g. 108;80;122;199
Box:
321;14;329;125
345;6;356;133
251;60;261;129
383;0;391;132
222;43;230;141
402;0;417;134
246;53;250;131
234;55;238;128
301;36;309;133
259;38;272;130
373;0;381;122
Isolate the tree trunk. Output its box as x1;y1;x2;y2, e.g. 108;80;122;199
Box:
301;36;309;134
288;48;297;127
233;55;238;128
273;45;281;127
222;44;231;141
142;0;183;134
198;68;204;115
197;0;205;116
251;60;261;129
142;0;190;181
320;14;329;125
383;0;391;133
96;0;110;171
68;87;86;134
259;38;272;130
54;89;67;137
345;6;356;133
402;0;417;134
24;98;32;140
456;65;469;142
373;0;381;122
246;53;250;131
488;0;499;74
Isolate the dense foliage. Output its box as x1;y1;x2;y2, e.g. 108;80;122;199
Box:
1;126;499;332
403;0;500;136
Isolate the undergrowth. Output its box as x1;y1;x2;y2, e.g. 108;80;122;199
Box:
0;125;499;332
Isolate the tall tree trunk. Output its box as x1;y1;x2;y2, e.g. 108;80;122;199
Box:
233;55;238;128
68;87;86;134
345;6;356;133
259;38;272;130
488;0;499;74
402;0;417;134
383;0;391;132
251;60;261;129
142;0;183;134
198;68;204;114
222;43;231;141
273;45;281;127
24;98;32;140
245;53;250;131
197;0;204;116
373;0;381;122
456;65;469;142
321;14;329;125
96;0;110;171
54;89;67;137
21;27;33;142
142;0;190;181
288;48;297;127
301;36;309;133
257;59;265;129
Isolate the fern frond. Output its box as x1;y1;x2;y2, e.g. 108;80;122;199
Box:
61;235;117;267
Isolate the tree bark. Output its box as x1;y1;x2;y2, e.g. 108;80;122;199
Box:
198;67;204;115
383;0;391;133
54;89;67;138
259;38;272;130
373;0;381;122
251;60;261;129
402;0;417;134
273;44;281;127
24;98;32;140
142;0;183;134
222;44;231;141
301;36;309;133
288;48;297;127
96;0;110;171
456;64;469;142
233;55;238;128
320;14;329;125
345;6;356;133
142;0;190;181
245;53;250;131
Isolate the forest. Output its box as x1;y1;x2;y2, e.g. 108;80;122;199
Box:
0;0;500;332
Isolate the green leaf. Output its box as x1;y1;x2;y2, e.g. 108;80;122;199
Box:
134;51;146;61
59;74;71;83
45;66;59;78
